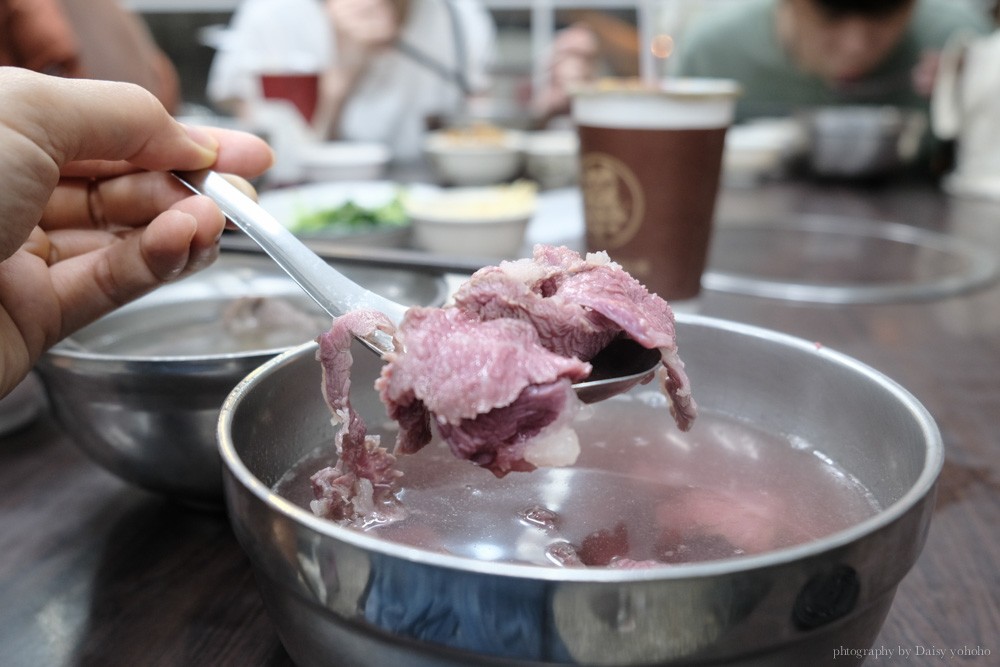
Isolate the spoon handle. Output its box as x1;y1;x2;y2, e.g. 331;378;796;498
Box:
172;170;409;327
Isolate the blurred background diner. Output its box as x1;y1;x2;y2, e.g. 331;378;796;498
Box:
205;0;497;162
106;0;996;185
0;0;180;111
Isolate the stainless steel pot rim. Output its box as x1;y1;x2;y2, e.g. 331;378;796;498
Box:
41;250;452;364
45;339;299;365
218;313;943;582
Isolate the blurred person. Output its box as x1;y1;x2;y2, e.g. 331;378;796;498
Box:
534;23;601;125
0;0;181;112
670;0;991;121
207;0;496;161
0;67;273;399
533;1;991;125
534;11;639;124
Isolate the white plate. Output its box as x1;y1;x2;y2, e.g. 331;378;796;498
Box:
258;181;410;247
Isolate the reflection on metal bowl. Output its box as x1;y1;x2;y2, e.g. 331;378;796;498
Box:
219;315;941;666
35;253;449;508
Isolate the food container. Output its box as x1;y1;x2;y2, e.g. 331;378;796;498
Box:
259;181;412;249
403;182;536;257
218;315;941;665
801;106;927;178
35;253;448;507
297;141;391;182
423;125;525;186
723;118;804;185
524;129;580;189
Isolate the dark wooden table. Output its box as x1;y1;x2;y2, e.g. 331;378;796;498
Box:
1;177;997;666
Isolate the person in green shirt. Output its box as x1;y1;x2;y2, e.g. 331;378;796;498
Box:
670;0;991;122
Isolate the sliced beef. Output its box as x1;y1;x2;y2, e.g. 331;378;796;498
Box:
453;246;696;430
376;307;591;476
311;244;698;518
310;311;403;524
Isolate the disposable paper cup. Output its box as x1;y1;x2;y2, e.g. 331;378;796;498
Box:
572;78;740;301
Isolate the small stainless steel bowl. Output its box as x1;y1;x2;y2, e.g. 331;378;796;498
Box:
802;106;927;178
219;314;942;665
35;252;448;508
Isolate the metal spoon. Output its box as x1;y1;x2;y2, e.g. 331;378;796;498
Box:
172;170;660;403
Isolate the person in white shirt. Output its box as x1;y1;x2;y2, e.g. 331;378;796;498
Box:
207;0;496;161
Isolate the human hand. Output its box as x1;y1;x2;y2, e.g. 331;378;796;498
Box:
911;49;942;98
535;24;600;120
326;0;403;65
0;67;273;397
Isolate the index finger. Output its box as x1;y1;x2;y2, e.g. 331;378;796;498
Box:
1;68;219;174
60;127;274;180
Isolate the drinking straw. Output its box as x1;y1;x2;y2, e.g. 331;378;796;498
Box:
638;0;658;85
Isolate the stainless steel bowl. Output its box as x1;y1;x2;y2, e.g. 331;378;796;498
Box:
219;315;941;665
802;106;927;178
35;252;448;508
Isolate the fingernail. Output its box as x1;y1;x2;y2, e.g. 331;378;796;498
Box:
182;124;220;154
222;174;260;201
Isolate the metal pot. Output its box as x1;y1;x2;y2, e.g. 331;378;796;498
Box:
219;315;941;666
36;252;447;508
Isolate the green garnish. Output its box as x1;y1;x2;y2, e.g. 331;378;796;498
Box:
292;196;407;234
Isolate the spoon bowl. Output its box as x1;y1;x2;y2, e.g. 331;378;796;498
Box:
173;170;662;401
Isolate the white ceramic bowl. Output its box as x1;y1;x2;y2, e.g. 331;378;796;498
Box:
298;142;391;182
801;106;927;178
524;130;579;189
259;181;412;248
423;128;525;186
403;183;536;257
723;119;805;186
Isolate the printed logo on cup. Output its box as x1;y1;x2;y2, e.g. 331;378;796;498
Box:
581;153;645;249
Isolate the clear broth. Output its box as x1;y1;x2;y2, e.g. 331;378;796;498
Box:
275;391;880;567
82;297;327;356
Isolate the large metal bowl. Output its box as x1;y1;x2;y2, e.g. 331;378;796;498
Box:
219;315;941;666
35;252;448;508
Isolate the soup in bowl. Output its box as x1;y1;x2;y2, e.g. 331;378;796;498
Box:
218;315;940;666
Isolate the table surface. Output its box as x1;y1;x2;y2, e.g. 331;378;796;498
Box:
2;177;998;666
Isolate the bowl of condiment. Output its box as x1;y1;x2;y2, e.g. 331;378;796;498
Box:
218;250;940;665
259;180;412;248
35;253;448;508
524;129;580;189
402;181;537;257
297;141;391;183
424;123;525;186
